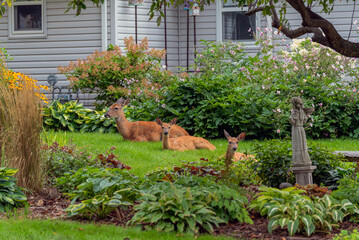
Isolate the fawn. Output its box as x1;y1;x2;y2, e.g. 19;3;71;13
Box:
156;118;216;151
105;98;189;142
223;130;246;170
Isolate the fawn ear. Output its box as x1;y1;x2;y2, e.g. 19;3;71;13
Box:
237;132;246;141
170;117;177;125
223;130;231;140
116;98;124;104
155;118;162;126
123;99;130;106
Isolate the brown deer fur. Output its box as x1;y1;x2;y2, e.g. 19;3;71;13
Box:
156;118;216;151
105;98;189;142
223;130;246;170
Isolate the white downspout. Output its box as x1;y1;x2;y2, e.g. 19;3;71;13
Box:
110;0;119;45
101;0;108;51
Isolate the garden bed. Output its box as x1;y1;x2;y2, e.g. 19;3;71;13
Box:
25;187;359;240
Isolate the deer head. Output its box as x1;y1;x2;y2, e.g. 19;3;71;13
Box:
155;118;177;136
104;98;130;118
224;130;246;153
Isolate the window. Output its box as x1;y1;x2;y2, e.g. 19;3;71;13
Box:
216;0;258;42
9;0;46;38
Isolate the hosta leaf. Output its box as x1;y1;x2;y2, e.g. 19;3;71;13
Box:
301;215;313;236
278;218;288;228
177;221;185;232
268;219;279;234
287;219;299;236
151;212;164;223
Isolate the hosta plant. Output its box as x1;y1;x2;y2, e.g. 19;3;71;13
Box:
0;168;27;212
251;186;359;236
130;183;224;234
62;167;140;219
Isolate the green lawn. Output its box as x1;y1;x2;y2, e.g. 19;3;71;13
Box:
44;131;359;176
0;219;234;240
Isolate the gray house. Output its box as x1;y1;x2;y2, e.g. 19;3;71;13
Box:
0;0;358;105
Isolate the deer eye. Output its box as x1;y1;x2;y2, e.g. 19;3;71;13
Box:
229;141;232;144
114;107;119;110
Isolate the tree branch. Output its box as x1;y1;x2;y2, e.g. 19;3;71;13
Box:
245;0;359;58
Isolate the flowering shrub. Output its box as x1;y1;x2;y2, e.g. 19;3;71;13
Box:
58;37;173;108
125;35;359;139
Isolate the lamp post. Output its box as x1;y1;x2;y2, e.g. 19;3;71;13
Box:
190;2;199;59
184;0;190;72
128;0;144;44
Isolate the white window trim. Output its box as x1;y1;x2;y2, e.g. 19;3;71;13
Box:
216;0;260;46
8;0;47;39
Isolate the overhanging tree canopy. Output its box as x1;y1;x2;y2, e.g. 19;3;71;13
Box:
0;0;358;58
148;0;359;58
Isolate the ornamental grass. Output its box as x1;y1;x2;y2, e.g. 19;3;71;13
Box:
0;51;48;192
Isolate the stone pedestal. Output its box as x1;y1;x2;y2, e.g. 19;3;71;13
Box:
290;165;317;186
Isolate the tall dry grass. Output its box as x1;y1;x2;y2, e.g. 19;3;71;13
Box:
0;55;43;192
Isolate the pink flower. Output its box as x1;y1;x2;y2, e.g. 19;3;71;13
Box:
277;129;281;133
303;79;307;82
319;103;323;107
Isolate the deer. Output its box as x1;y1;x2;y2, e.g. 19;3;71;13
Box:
223;130;247;171
104;98;189;142
156;118;216;151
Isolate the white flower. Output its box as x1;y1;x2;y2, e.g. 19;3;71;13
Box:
299;49;308;56
290;43;299;50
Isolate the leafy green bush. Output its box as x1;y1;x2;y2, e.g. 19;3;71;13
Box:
131;176;252;234
332;172;359;221
125;38;359;139
57;167;138;200
59;167;139;219
42;142;93;186
0;168;27;212
251;139;347;187
333;229;359;240
145;157;261;189
58;37;173;109
43;100;116;133
251;186;358;236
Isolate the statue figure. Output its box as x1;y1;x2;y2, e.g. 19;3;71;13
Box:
289;97;315;167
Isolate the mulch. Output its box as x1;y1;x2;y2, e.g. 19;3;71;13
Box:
24;187;359;239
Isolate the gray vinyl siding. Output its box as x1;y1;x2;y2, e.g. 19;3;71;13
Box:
0;0;103;87
115;0;180;69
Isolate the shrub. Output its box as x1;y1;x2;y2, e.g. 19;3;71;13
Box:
125;38;359;139
0;167;27;212
294;184;332;199
251;139;347;188
332;172;359;222
145;157;261;189
58;37;173;109
0;53;46;191
42;142;94;186
131;176;252;234
43;100;117;133
56;167;137;201
333;229;359;240
251;186;358;236
60;167;139;219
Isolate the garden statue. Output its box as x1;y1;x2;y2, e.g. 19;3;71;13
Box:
289;97;317;185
